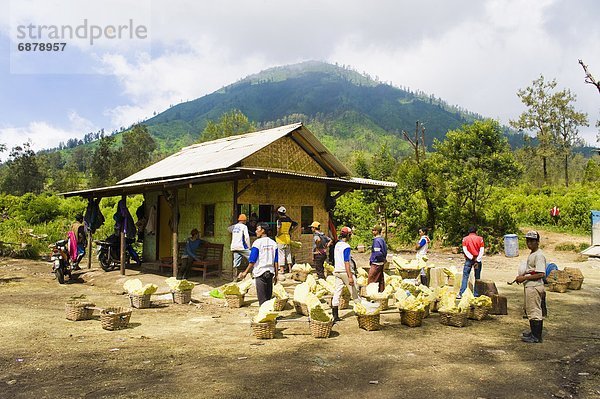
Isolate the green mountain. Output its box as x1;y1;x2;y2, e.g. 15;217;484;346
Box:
143;61;487;162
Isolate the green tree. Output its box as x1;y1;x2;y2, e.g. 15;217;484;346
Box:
199;109;255;142
1;142;45;195
116;124;157;180
433;120;522;233
551;88;588;186
69;145;91;172
90;136;117;187
511;75;558;182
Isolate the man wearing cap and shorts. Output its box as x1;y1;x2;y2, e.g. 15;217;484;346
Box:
228;214;251;280
516;230;546;343
275;206;298;274
311;221;331;279
458;226;485;299
332;226;361;322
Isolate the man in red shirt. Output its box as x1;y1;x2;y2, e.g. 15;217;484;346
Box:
457;226;485;299
550;206;560;225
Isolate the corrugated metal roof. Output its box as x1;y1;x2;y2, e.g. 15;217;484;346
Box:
118;122;351;185
62;170;241;198
237;167;397;188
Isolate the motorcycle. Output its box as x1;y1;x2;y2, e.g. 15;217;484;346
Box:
95;234;140;272
49;239;73;284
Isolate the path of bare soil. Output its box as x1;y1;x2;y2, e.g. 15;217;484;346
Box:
0;230;599;399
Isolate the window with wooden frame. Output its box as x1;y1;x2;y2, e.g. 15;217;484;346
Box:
203;204;215;237
301;206;313;234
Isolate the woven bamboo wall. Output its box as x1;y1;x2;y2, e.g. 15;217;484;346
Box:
241;136;327;176
143;182;234;270
238;178;328;264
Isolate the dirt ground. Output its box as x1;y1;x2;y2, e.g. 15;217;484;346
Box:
1;230;599;399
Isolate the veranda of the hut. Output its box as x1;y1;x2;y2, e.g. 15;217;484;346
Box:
62;123;396;279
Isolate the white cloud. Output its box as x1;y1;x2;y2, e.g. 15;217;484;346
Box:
99;48;271;128
328;0;600;143
0;112;97;161
2;0;599;149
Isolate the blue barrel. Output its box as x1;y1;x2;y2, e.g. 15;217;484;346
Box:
504;234;519;257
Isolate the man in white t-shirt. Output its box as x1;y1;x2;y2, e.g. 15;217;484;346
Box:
228;214;250;280
516;230;546;343
238;223;278;305
331;226;361;322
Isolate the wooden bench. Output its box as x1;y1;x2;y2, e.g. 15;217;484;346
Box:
159;242;224;280
190;243;224;280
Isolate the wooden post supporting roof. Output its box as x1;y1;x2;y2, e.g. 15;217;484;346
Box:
120;195;126;276
87;230;93;269
171;189;179;278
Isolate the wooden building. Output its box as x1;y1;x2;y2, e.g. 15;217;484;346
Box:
63;123;396;277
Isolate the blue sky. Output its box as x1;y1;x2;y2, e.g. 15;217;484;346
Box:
0;0;599;160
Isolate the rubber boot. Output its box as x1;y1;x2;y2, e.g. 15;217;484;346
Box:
332;306;341;323
541;293;548;318
522;320;542;343
534;319;543;342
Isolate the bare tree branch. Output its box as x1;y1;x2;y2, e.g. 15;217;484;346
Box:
579;59;600;94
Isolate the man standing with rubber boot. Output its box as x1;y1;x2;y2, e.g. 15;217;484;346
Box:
516;230;546;343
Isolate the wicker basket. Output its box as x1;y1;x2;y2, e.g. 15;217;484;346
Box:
399;269;421;279
567;279;583;290
65;301;95;321
357;314;381;331
251;321;276;339
292;270;309;282
129;294;151;309
400;309;425;327
368;297;389;311
324;295;350;309
439;311;468;327
309;319;334;338
100;307;132;331
293;300;309;316
467;305;490;321
226;294;245;308
548;282;569;293
339;295;350;310
273;297;288;311
172;290;192;304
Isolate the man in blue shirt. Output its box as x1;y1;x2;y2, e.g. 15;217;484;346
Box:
179;228;204;280
368;225;387;292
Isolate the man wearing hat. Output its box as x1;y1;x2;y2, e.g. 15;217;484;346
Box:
516;230;546;343
228;214;251;281
332;226;361;322
310;221;331;279
275;206;298;274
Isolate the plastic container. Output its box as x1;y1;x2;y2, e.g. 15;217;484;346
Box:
592;210;600;245
503;234;519;257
